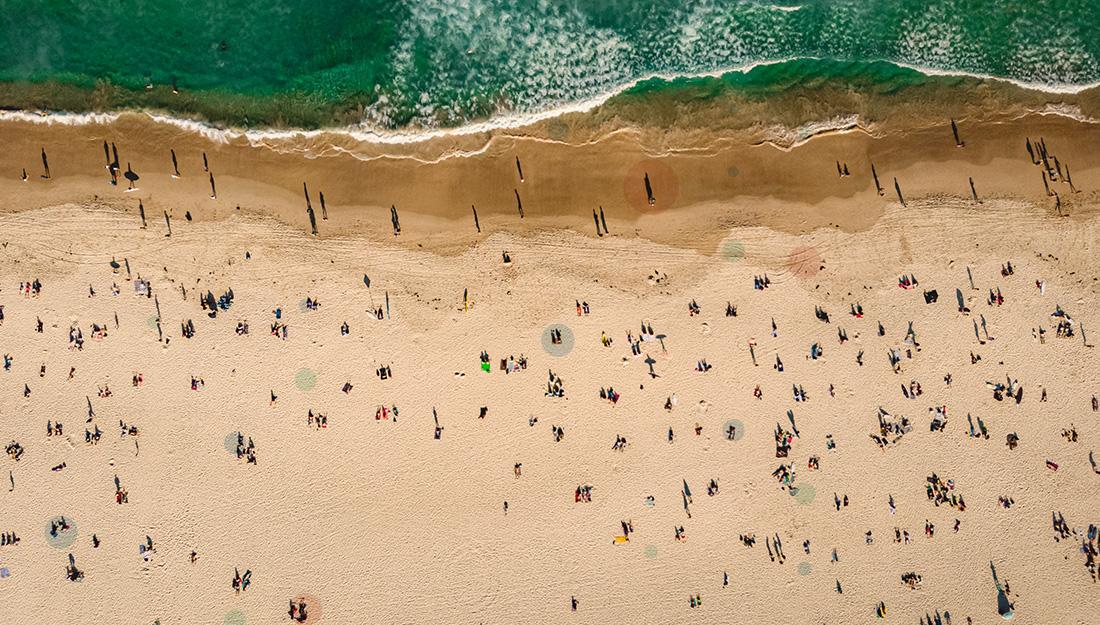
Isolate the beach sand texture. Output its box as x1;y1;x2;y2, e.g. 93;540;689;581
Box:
0;177;1097;624
6;3;1100;622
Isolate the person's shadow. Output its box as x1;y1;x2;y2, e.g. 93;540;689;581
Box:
990;561;1014;620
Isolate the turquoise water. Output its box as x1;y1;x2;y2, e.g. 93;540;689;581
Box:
1;0;1098;129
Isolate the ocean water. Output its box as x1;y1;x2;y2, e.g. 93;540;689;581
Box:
1;0;1098;130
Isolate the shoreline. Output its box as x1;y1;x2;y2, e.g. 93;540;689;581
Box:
4;59;1100;142
7;6;1100;622
0;104;1098;263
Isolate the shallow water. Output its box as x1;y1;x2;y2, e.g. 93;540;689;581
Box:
3;1;1099;130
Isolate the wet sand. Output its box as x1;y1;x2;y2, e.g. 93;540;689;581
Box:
0;109;1098;260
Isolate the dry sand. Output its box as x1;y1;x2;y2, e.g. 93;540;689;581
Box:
0;113;1098;625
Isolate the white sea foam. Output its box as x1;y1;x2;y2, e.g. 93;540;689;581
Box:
0;58;1095;149
1033;103;1100;124
0;110;121;125
890;61;1100;95
0;60;789;147
760;114;867;149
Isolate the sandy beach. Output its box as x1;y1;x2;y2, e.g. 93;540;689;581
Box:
2;103;1100;259
6;3;1100;621
1;133;1098;625
0;64;1098;625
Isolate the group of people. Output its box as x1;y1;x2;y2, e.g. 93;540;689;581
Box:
288;598;310;622
231;568;253;594
17;279;43;298
545;370;565;397
574;485;593;503
235;432;257;464
872;407;912;448
48;516;73;539
0;168;1095;623
307;410;328;429
926;473;966;511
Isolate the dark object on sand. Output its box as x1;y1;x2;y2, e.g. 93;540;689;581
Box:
123;163;139;189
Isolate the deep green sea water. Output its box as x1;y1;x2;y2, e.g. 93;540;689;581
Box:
1;0;1098;130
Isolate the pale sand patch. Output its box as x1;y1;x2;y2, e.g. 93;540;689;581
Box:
0;199;1096;625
